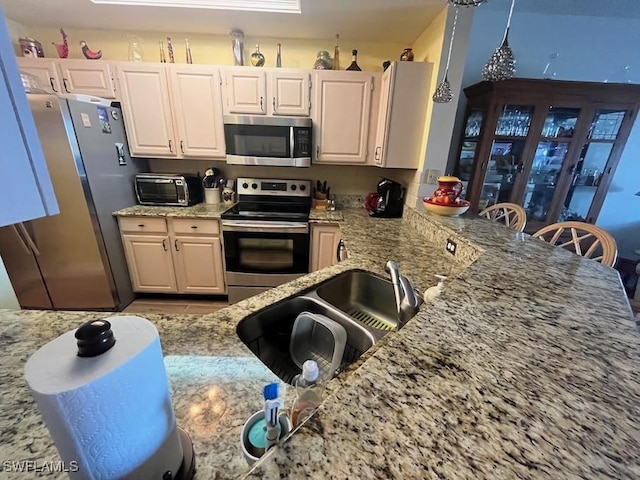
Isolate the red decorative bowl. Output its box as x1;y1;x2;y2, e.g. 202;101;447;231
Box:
422;198;470;217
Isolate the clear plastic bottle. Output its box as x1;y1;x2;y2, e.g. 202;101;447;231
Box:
291;360;323;427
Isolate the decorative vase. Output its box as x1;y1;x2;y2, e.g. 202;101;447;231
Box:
230;29;244;66
400;48;414;61
250;45;265;67
313;50;333;70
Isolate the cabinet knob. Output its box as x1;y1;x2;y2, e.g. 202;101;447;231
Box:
260;96;264;111
62;78;70;93
180;141;185;154
273;96;276;111
49;77;58;93
138;224;145;227
191;225;198;229
316;145;320;159
168;140;173;153
162;239;168;251
174;239;180;251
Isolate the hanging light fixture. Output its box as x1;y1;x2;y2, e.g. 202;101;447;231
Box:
447;0;486;6
432;6;459;103
482;0;516;81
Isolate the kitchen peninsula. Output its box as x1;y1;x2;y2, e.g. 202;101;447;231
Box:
0;206;638;479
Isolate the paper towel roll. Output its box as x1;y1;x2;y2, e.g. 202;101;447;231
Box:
25;316;183;480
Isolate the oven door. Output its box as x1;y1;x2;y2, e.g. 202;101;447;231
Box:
222;221;309;275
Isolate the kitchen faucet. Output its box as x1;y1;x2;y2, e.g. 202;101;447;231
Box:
385;260;423;328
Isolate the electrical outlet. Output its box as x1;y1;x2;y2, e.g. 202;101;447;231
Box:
426;169;441;184
446;238;457;255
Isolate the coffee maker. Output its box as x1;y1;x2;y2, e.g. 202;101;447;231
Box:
365;178;405;218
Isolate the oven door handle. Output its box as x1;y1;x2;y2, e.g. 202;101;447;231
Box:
222;220;308;233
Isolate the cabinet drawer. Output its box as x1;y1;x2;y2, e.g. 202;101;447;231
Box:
119;217;167;234
170;218;220;235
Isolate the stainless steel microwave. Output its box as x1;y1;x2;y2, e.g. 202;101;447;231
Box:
135;174;203;206
223;115;312;167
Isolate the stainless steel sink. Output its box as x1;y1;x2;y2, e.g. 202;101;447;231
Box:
314;270;399;332
237;295;375;384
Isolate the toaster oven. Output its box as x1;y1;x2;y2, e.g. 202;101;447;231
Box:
135;174;202;207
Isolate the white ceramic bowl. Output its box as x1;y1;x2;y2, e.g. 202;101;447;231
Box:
422;199;470;217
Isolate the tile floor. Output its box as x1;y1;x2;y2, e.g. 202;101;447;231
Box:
122;297;229;315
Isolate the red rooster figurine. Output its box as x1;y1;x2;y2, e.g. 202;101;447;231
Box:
80;40;102;60
52;28;69;59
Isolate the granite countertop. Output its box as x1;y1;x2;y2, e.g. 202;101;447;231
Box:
114;203;231;218
1;207;639;479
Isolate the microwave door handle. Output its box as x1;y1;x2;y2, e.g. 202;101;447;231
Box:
290;127;295;158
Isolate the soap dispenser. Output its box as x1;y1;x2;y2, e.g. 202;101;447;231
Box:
423;275;447;303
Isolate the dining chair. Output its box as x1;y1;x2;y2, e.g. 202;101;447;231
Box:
532;221;618;267
479;202;527;232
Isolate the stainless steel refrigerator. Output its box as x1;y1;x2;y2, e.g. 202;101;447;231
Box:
0;94;147;310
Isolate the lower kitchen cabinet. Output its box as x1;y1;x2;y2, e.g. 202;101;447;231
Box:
310;224;342;272
173;236;225;294
118;217;226;294
121;234;178;293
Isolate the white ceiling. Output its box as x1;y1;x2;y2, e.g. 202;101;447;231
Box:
0;0;447;44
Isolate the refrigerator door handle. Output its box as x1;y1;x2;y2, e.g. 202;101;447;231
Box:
12;224;32;256
17;223;40;256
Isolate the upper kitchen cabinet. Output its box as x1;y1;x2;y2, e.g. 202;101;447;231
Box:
167;65;226;159
312;71;378;165
453;78;640;232
115;63;177;158
373;62;432;169
16;58;116;98
222;68;267;115
270;70;311;116
0;14;58;227
222;68;311;116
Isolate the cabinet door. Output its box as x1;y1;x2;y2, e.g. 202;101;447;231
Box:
115;63;177;157
373;68;393;166
168;65;226;158
122;234;177;293
57;60;115;98
223;69;267;114
270;71;310;116
173;236;225;294
313;72;373;164
16;58;61;93
310;225;342;272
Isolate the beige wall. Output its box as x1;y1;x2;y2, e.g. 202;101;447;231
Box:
0;257;19;310
149;159;416;195
10;24;406;73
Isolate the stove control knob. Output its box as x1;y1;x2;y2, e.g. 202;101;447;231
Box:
242;182;249;189
299;184;306;191
291;184;297;191
251;183;258;190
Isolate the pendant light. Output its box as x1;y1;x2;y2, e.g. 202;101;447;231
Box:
482;0;516;81
447;0;486;6
432;6;459;103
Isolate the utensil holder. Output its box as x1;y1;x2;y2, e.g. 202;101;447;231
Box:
240;410;292;466
313;199;328;210
204;188;220;205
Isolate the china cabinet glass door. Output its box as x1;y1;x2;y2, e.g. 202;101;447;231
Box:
561;108;628;222
456;109;483;199
521;107;581;222
476;104;533;210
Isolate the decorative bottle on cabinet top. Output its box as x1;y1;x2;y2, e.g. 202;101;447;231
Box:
250;45;265;67
346;49;361;71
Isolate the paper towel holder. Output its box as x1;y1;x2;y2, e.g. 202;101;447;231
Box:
75;320;116;357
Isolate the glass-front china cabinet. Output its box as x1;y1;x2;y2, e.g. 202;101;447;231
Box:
453;79;640;232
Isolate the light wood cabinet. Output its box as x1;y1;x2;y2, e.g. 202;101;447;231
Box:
222;68;311;116
312;71;376;165
115;63;177;157
270;70;310;116
373;62;432;169
118;217;226;294
17;58;116;98
310;224;342;271
173;236;225;294
168;65;226;159
223;68;267;115
121;234;177;293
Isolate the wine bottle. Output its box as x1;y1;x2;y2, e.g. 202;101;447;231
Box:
276;43;282;67
333;34;340;70
346;49;361;71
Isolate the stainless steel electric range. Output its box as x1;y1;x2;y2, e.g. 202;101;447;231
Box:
221;178;312;303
